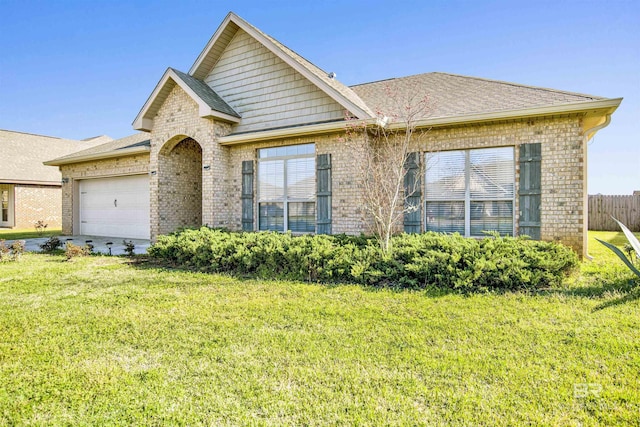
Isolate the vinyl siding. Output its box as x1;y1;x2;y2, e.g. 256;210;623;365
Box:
205;29;344;133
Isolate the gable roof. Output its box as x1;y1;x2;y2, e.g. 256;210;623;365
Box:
0;129;105;184
45;133;151;166
189;12;373;120
218;70;621;144
351;72;611;121
130;12;620;145
133;68;240;132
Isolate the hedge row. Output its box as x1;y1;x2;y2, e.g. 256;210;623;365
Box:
148;228;579;290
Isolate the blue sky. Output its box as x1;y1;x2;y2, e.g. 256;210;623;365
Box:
1;0;638;194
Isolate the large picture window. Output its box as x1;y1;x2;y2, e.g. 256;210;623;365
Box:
258;143;315;232
425;147;515;236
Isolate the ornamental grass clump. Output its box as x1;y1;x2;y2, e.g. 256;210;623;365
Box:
596;217;640;280
148;227;578;291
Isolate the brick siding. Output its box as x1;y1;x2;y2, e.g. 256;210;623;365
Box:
59;83;589;254
13;184;62;229
59;154;149;235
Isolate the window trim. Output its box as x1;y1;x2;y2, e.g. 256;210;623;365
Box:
257;144;316;233
424;147;515;237
0;186;14;227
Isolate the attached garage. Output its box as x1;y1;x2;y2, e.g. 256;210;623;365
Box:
44;133;152;239
79;175;150;239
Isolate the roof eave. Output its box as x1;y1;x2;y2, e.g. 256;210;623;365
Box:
44;146;151;166
201;108;241;124
405;97;623;130
218;121;348;145
0;179;61;187
217;98;622;145
189;12;236;78
132;68;240;132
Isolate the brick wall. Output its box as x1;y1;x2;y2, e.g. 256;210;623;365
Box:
406;115;585;252
63;81;585;253
220;116;585;252
59;154;149;235
157;138;202;235
13;184;62;229
225;132;368;234
149;84;231;239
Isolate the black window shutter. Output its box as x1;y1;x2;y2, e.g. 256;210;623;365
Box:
241;160;254;231
404;152;422;233
518;143;541;240
316;153;332;234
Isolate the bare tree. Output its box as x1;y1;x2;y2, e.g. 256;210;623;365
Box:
346;84;431;254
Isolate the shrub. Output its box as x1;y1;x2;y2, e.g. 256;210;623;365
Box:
0;240;9;261
10;240;25;260
123;240;136;257
39;236;62;252
0;239;26;262
65;242;90;260
148;228;579;291
34;220;48;236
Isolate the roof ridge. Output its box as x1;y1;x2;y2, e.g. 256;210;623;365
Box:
171;68;240;118
350;71;605;100
432;72;604;100
0;129;72;140
349;77;398;88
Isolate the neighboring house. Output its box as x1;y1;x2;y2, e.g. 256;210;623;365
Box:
45;12;621;255
0;130;110;229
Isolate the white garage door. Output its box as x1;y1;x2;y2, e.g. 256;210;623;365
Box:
79;175;150;239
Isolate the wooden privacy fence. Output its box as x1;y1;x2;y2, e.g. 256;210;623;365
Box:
588;195;640;231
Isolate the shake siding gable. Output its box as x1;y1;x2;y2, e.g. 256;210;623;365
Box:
204;29;345;133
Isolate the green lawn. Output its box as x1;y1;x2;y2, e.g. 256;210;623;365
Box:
0;227;61;240
0;232;637;425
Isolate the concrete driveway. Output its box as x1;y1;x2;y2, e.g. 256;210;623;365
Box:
7;235;151;256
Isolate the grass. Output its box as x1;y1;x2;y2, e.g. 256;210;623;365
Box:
0;232;637;425
0;227;61;240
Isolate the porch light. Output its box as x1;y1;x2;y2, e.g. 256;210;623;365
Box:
150;171;157;175
203;165;211;170
61;177;69;184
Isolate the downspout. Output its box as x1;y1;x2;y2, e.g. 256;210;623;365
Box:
582;113;612;259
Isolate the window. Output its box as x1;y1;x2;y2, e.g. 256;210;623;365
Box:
1;190;8;223
425;147;515;236
258;143;315;232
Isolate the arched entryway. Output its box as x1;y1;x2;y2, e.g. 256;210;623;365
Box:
157;136;203;235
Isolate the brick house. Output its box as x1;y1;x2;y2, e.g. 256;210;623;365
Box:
0;130;109;229
46;12;621;255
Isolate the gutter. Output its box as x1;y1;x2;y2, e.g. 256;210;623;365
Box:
218;98;622;145
44;146;151;166
404;98;622;131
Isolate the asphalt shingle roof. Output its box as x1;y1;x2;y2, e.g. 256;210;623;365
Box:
0;130;108;183
47;133;150;164
170;68;240;118
350;72;606;120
